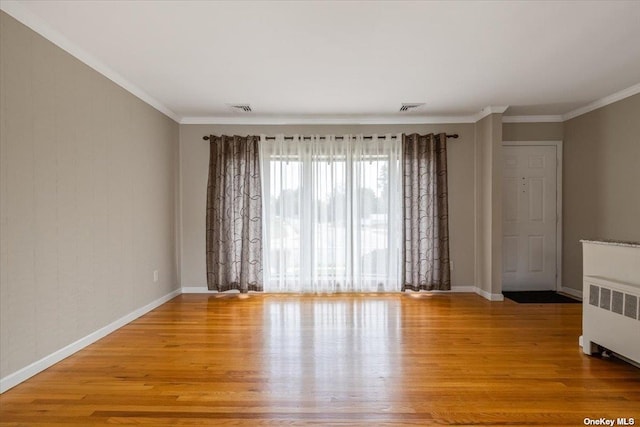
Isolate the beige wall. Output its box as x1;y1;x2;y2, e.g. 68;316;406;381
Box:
562;93;640;291
502;122;563;141
179;123;477;288
0;12;179;379
474;114;503;296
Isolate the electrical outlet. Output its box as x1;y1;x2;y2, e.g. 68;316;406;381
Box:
153;270;159;282
450;261;454;271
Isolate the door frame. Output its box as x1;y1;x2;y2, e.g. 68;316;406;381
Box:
501;140;563;292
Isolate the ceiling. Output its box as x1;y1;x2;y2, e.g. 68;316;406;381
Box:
2;0;640;123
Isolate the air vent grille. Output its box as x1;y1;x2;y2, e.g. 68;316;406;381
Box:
228;104;252;112
399;103;425;112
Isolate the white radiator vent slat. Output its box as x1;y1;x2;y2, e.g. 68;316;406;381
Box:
589;284;599;306
600;288;611;310
612;291;624;315
625;294;638;319
589;284;639;320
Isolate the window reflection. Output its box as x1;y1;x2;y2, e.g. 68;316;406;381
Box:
263;297;402;403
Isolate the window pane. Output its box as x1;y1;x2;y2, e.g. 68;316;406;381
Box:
268;160;301;281
261;136;402;292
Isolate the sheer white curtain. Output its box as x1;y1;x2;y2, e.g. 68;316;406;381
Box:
260;134;402;293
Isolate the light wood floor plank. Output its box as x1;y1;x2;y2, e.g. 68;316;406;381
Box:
1;293;639;425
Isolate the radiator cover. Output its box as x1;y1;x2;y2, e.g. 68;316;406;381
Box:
583;275;640;364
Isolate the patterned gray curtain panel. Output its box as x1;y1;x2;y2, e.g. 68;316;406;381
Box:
206;135;263;293
402;133;451;291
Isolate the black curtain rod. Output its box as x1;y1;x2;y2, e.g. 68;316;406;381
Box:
203;134;459;141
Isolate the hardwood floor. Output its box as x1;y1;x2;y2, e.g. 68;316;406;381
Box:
1;293;639;426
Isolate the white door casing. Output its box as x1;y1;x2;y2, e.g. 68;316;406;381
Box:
502;144;559;291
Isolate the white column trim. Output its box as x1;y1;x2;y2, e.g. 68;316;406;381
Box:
475;287;505;301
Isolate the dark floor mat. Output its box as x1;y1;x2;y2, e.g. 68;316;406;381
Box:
503;291;581;304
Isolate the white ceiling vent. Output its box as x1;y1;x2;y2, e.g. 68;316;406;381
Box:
227;104;252;112
399;103;425;112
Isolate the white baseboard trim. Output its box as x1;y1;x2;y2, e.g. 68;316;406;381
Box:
422;286;476;293
475;287;505;301
450;286;476;293
0;288;182;394
181;285;223;293
182;285;479;294
559;286;583;300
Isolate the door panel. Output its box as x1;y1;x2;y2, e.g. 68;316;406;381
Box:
528;235;544;272
528;178;544;221
504;178;518;221
502;145;557;291
504;236;518;273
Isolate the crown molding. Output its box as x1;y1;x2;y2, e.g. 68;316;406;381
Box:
502;115;564;123
562;82;640;121
180;106;511;125
180;114;481;125
0;1;181;123
472;106;509;122
501;83;640;123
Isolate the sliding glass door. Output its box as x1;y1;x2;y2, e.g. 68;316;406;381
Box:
260;135;402;293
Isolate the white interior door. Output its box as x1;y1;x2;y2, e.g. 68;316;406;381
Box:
502;145;557;291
